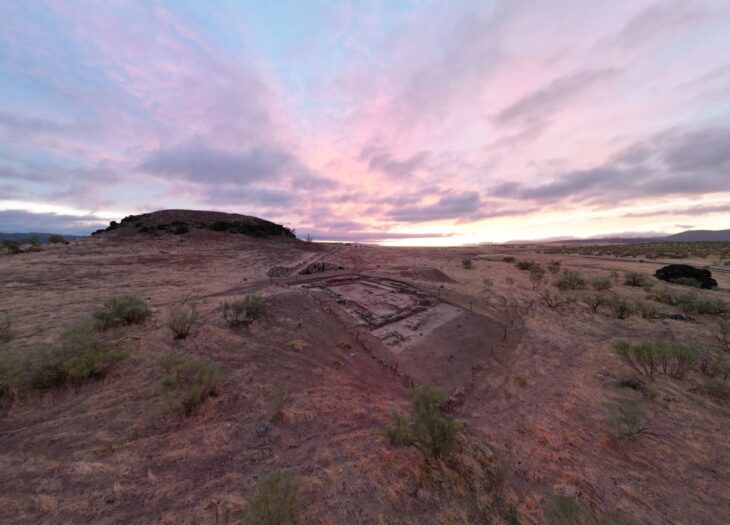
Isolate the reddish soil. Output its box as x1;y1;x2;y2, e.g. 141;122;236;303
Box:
0;220;728;524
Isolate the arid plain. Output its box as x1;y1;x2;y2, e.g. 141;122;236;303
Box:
1;212;729;524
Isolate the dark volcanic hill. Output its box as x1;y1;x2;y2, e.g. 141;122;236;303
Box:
663;229;730;242
93;209;296;239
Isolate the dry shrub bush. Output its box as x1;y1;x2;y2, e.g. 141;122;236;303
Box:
606;296;634;319
623;272;651;288
2;240;21;254
382;384;462;459
653;288;728;316
167;303;198;340
221;295;266;328
0;314;12;344
159;352;223;415
555;270;587;290
633;300;660;319
590;277;613;291
544;494;640;525
541;289;571;310
48;234;67;244
515;260;540;271
529;266;546;289
614;340;698;380
715;318;730;352
241;471;299;525
582;293;607;312
28;320;129;389
546;260;561;274
462;259;474;269
93;295;151;328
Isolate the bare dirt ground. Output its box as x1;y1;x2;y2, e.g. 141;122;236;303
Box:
1;226;728;524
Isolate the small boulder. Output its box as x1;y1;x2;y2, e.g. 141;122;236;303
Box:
654;264;717;289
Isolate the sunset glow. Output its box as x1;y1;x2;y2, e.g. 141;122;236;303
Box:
1;1;729;243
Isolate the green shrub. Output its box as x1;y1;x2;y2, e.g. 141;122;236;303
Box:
546;260;561;274
694;378;730;402
623;272;650;287
606;296;634;319
668;276;702;288
614;340;698;380
241;471;299;525
382;384;461;458
582;293;606;312
660;290;729;316
515;260;542;272
544;495;593;525
0;314;13;344
541;289;570;310
166;304;198;340
28;320;129;389
502;256;515;263
634;300;660;319
93;295;151;328
715;318;730;352
2;240;21;254
555;270;587;290
590;277;613;291
462;259;473;270
48;234;67;244
529;266;546;289
613;341;662;379
158;352;223;415
222;295;266;327
605;391;647;440
658;343;697;379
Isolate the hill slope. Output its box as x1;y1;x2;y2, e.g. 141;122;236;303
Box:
663;229;730;242
93;209;296;239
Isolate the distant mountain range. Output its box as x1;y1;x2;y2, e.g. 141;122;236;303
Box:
662;229;730;242
0;232;85;243
507;229;730;244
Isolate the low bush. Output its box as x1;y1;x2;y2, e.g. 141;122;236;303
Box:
529;266;546;289
657;289;728;316
606;296;634;319
582;293;606;312
0;314;13;344
93;295;151;328
555;270;587;290
634;300;660;319
546;260;561;274
221;295;266;327
590;277;613;291
714;318;730;352
158;352;223;415
541;289;570;310
241;471;299;525
2;240;21;254
462;259;473;270
166;304;198;340
623;271;651;288
605;391;648;440
698;348;730;380
515;260;540;271
502;256;515;263
614;340;699;380
48;234;67;244
28;320;129;389
382;384;461;458
694;378;730;402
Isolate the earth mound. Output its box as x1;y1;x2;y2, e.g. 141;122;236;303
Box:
654;264;718;289
92;209;295;239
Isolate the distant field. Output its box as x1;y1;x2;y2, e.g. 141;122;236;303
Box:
543;241;730;263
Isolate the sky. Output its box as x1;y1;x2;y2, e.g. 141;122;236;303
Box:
0;0;729;244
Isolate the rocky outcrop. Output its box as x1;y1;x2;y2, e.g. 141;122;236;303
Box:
654;264;718;289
